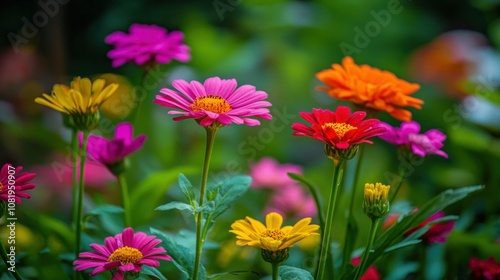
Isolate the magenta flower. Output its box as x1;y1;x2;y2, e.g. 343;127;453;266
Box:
379;121;448;158
469;257;500;280
79;122;146;168
405;211;455;244
0;163;35;204
105;23;190;68
266;185;317;219
250;157;302;189
74;227;171;279
154;76;272;127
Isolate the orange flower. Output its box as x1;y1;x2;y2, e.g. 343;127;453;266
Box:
316;56;423;122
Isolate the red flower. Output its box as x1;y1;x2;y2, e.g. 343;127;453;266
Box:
292;106;385;150
0;163;35;204
405;211;455;244
352;256;381;280
469;257;500;280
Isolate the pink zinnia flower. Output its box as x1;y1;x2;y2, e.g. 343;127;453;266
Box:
74;227;172;279
266;185;317;219
154;76;272;127
379;121;448;158
250;157;302;189
105;23;190;68
80;122;146;168
469;257;500;280
292;106;385;150
0;163;35;204
351;256;381;280
405;211;455;244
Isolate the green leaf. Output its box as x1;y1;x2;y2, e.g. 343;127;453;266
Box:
150;227;206;280
83;204;124;222
209;175;251;220
141;266;168;280
130;166;197;226
178;173;196;205
156;201;195;213
208;271;261;279
279;265;314;280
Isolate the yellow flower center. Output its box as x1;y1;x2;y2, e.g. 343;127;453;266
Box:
190;95;232;113
0;182;3;192
107;246;143;264
322;122;356;138
261;229;286;241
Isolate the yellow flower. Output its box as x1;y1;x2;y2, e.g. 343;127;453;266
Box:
230;212;320;252
363;182;391;219
35;77;118;130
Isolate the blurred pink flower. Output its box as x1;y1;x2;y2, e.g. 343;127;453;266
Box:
80;122;146;168
249;157;302;189
0;163;35;204
155;76;272;127
379;121;448;158
265;185;317;219
0;47;38;94
351;256;381;280
405;211;455;244
105;23;190;68
74;227;171;279
469;257;500;280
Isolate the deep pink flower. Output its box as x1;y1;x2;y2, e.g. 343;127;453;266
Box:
351;256;381;280
105;23;190;68
469;257;500;280
250;157;302;189
79;122;146;167
405;211;455;244
154;76;272;127
74;227;172;279
292;106;385;150
0;163;35;204
379;121;448;158
265;185;317;219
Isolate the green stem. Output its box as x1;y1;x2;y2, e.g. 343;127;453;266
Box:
75;130;89;279
71;129;78;228
0;239;23;280
193;127;217;280
271;262;279;280
118;174;131;227
341;145;365;272
389;168;407;204
316;160;344;280
419;244;427;280
353;218;379;280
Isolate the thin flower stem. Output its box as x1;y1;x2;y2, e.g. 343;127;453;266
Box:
341;145;365;272
0;240;23;280
75;130;89;280
316;160;344;280
353;217;379;280
389;168;408;204
271;262;279;280
118;174;131;227
193;127;217;280
71;129;78;228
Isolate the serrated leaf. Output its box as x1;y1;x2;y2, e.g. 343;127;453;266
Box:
209;175;251;220
279;265;314;280
179;173;196;204
156;201;195;213
150;227;206;280
141;266;168;280
130;166;197;226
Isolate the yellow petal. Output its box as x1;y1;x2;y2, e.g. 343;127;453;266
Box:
261;237;281;251
245;216;266;233
35;97;66;113
266;212;283;230
92;79;105;95
94;83;119;105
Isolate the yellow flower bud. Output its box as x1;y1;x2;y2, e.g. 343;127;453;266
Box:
363;182;390;219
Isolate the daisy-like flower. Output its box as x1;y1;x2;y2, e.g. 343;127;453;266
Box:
379;121;448;158
74;227;171;279
230;212;319;263
0;163;35;204
79;122;146;175
154;76;272;128
105;23;191;68
35;77;119;130
405;211;455;244
292;106;385;160
316;56;423;122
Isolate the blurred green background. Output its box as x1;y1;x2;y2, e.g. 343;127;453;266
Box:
1;0;500;279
